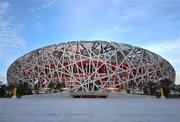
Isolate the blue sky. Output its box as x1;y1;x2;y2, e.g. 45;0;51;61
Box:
0;0;180;84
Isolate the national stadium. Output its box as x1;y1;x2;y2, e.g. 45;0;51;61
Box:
7;41;176;96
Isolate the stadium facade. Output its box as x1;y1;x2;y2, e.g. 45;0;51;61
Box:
7;41;176;94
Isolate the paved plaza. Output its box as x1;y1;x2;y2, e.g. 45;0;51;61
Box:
0;98;180;122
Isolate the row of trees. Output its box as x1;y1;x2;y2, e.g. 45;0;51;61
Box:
0;81;66;97
126;81;174;98
1;80;179;98
34;81;65;94
0;81;12;98
0;81;33;98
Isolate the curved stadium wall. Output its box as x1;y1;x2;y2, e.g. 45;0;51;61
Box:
7;41;175;93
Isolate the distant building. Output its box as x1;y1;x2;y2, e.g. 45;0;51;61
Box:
7;41;176;94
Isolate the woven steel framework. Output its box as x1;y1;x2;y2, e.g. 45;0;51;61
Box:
7;41;175;92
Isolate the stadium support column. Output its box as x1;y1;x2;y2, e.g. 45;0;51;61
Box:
160;87;165;98
12;87;17;99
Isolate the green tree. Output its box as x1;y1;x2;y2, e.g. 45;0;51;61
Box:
34;83;39;94
16;82;32;97
0;84;11;98
48;82;54;93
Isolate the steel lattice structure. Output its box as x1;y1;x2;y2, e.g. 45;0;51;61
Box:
7;41;175;92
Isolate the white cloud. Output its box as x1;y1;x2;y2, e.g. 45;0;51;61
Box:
0;1;26;58
0;1;10;15
0;21;26;58
28;0;55;12
28;8;36;12
0;76;6;83
41;1;55;9
143;39;180;54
